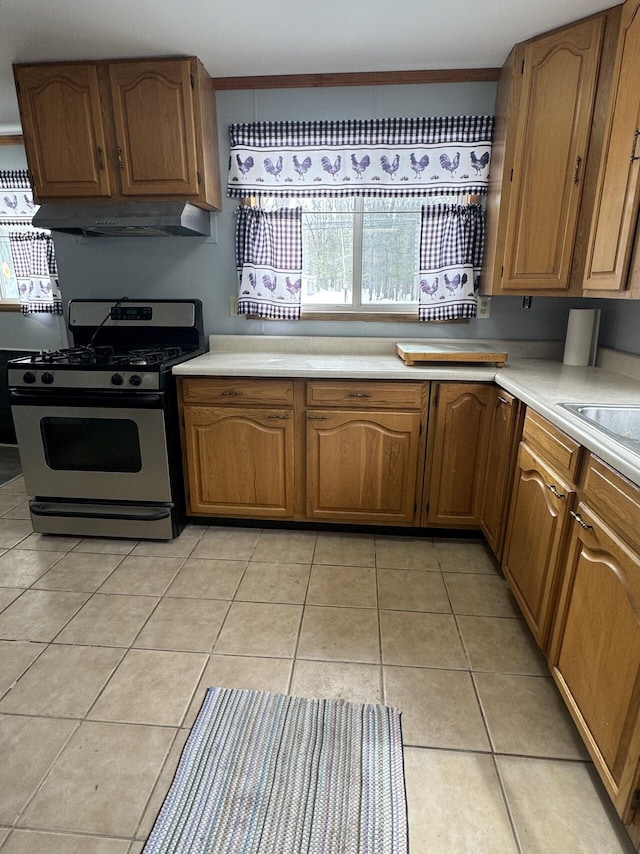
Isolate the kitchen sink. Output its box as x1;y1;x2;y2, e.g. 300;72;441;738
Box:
560;403;640;454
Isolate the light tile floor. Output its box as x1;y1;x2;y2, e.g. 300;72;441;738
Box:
0;475;636;853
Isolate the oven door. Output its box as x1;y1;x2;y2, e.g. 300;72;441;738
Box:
10;391;172;503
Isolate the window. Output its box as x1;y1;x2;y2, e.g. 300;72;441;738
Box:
0;169;61;314
263;195;461;314
230;116;493;322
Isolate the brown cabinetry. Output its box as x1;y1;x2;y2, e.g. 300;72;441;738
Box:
584;0;640;298
14;57;221;209
480;388;523;560
424;383;493;527
305;381;425;525
549;455;640;833
502;410;580;651
180;379;295;518
483;11;619;295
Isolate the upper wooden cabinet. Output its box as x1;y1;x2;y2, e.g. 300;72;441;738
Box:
584;0;640;298
482;10;620;295
13;57;221;210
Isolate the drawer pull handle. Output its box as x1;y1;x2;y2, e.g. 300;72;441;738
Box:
347;392;371;398
570;510;593;531
265;415;289;420
96;146;105;170
221;391;243;396
116;147;124;170
546;484;566;499
497;396;511;406
308;415;329;420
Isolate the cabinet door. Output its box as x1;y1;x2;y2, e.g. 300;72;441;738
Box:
502;442;574;650
549;501;640;817
183;406;294;518
584;0;640;293
480;389;521;559
426;383;493;527
306;410;421;524
502;16;604;291
14;64;112;199
109;59;200;197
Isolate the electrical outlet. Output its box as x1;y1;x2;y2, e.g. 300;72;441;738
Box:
229;296;239;316
477;296;492;319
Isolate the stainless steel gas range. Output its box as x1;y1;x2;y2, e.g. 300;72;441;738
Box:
8;298;204;540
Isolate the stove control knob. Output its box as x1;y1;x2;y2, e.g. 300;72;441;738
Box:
23;372;36;384
111;373;124;386
129;374;142;387
41;372;54;385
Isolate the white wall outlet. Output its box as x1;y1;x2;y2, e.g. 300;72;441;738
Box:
477;296;492;319
229;296;239;316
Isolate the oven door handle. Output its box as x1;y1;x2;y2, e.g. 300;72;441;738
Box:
30;501;172;522
9;390;164;409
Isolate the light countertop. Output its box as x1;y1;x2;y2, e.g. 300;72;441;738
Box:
173;335;640;488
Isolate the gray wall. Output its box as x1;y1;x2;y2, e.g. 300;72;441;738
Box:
3;81;640;354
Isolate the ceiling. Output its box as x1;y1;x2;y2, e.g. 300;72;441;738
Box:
0;0;616;133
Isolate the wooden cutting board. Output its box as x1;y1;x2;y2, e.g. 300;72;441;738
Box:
396;342;507;367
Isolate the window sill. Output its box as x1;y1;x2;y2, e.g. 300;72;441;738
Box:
299;310;469;324
0;302;20;312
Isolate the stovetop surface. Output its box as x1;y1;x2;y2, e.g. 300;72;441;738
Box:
19;345;193;370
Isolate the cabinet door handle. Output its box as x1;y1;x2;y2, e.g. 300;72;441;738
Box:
265;414;289;420
573;155;582;184
96;147;105;170
347;392;371;398
221;390;243;396
546;484;566;499
497;395;511;406
307;415;329;420
116;147;124;170
631;129;640;163
570;510;593;531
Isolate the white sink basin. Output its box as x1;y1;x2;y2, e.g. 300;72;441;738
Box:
560;404;640;454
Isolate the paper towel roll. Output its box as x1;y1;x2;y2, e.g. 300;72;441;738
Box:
563;308;600;367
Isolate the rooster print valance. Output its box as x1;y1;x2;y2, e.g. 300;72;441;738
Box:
228;116;494;198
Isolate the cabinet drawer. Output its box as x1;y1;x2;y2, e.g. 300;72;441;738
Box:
306;381;424;409
180;377;294;406
523;409;582;481
582;454;640;550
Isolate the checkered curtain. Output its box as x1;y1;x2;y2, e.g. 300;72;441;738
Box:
0;170;62;315
419;203;485;321
235;205;303;319
228;116;494;199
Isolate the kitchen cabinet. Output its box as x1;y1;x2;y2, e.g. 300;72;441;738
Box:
13;57;221;209
479;388;523;560
424;382;493;527
502;410;580;651
482;9;620;295
549;455;640;834
584;0;640;298
305;381;426;524
180;378;295;518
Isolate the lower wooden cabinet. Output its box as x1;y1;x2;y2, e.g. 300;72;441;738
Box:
424;382;493;526
549;499;640;823
182;405;295;518
305;409;422;524
480;388;523;559
502;441;575;650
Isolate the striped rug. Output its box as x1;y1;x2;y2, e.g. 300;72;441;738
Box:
143;686;407;853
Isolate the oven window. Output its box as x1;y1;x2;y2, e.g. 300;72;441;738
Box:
41;417;142;472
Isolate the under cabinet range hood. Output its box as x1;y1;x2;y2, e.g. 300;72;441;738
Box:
32;201;211;237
